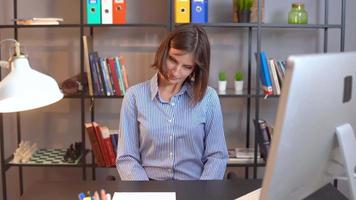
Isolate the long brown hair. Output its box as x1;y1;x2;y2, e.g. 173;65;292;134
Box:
152;24;210;105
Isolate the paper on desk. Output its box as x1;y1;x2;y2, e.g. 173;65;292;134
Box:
235;188;261;200
112;192;176;200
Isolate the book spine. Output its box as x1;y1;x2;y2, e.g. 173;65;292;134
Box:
273;59;284;88
85;123;105;166
105;59;117;95
110;129;119;157
107;58;121;96
114;56;125;95
259;52;273;95
92;122;111;167
99;58;113;96
110;134;118;157
88;52;101;95
100;126;116;166
119;57;129;91
92;52;106;95
254;119;271;161
96;57;108;96
269;59;281;95
82;36;94;96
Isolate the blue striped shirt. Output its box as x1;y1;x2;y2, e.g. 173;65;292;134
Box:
116;74;228;180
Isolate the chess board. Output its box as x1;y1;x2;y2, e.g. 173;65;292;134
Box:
11;149;83;165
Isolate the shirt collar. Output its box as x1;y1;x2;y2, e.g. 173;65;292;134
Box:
149;73;193;101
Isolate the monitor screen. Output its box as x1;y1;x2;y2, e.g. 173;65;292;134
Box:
260;52;356;199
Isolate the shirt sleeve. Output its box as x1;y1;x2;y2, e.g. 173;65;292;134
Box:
116;88;149;181
200;88;228;180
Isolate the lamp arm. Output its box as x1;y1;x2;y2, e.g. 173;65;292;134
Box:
0;38;22;69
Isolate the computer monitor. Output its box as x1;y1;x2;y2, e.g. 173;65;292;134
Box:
260;52;356;200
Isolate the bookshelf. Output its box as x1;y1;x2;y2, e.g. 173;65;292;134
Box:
0;0;346;199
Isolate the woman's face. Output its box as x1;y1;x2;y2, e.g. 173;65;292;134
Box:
164;47;195;85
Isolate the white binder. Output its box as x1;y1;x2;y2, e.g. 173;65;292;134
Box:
101;0;113;24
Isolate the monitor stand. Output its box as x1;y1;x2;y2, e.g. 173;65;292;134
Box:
336;123;356;200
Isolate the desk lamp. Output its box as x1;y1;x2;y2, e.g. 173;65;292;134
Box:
0;39;63;113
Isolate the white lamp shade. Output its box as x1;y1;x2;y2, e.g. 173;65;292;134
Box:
0;56;63;113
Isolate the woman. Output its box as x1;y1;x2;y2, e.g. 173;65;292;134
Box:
116;24;228;180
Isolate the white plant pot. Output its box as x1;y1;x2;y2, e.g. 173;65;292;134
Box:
218;80;227;93
234;80;244;94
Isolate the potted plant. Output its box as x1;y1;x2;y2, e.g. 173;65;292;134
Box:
234;0;254;23
234;71;244;93
218;71;227;93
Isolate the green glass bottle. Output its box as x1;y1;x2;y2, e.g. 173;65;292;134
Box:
288;3;308;24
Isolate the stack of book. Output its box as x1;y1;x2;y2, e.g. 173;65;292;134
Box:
85;122;119;167
14;17;63;25
257;51;286;96
228;148;263;164
83;36;129;96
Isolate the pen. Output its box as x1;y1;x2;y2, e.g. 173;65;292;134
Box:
93;191;100;200
78;192;85;200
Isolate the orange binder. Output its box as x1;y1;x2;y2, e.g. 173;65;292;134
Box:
113;0;126;24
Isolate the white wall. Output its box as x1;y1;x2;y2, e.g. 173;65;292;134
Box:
0;0;355;199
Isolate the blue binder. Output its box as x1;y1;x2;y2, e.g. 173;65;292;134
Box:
191;0;208;23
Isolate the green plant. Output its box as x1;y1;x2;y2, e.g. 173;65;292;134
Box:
218;71;227;81
235;0;254;12
235;71;244;81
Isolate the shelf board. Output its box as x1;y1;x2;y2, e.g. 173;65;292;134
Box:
1;23;341;29
84;23;168;28
0;25;15;28
191;23;258;28
6;149;90;168
227;158;265;167
176;23;341;29
88;95;124;99
1;24;82;28
63;94;84;99
260;23;342;29
216;89;281;98
217;88;251;97
0;23;169;28
63;94;124;99
84;164;116;168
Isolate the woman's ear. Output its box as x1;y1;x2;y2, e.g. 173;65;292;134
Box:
189;72;196;82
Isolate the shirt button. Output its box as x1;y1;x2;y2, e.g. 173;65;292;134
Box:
168;119;173;123
169;152;173;157
171;102;175;106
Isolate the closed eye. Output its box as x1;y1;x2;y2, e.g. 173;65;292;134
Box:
168;55;178;64
183;65;194;70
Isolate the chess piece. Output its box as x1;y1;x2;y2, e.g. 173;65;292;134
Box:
12;140;37;163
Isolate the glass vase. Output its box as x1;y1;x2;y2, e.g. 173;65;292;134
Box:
288;3;308;24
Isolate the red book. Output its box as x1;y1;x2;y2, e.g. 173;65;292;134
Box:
107;58;121;96
85;123;105;167
119;57;129;90
92;122;111;167
100;126;117;166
